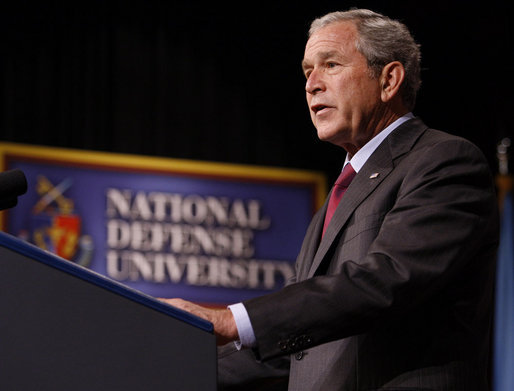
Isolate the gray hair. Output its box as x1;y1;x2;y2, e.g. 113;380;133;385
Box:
309;9;421;110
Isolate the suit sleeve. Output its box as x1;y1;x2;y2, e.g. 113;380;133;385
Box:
217;343;290;390
243;137;499;361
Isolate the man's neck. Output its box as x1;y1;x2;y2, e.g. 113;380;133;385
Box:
345;107;410;158
346;112;414;170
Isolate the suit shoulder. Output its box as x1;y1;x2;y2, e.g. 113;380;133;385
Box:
415;127;486;160
419;127;473;145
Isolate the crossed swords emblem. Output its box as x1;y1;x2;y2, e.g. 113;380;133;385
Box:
33;176;74;215
30;176;93;267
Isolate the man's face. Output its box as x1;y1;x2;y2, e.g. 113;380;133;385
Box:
302;21;383;153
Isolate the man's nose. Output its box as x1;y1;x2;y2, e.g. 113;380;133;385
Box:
305;69;325;95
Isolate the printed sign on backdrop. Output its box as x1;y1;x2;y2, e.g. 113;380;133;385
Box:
0;143;326;305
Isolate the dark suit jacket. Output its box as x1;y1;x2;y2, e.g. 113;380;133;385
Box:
218;118;499;390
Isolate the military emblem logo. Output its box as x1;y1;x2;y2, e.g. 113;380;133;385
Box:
27;175;94;267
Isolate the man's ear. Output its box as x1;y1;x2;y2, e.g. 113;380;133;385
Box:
379;61;405;103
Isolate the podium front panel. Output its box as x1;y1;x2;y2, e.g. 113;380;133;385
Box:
0;233;216;391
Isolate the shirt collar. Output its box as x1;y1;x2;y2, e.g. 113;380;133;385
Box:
344;112;415;173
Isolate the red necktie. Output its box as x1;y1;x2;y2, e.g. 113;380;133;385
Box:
322;163;356;236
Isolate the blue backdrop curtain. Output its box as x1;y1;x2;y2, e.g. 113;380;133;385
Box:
494;192;514;391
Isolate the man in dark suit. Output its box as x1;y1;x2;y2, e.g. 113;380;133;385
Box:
161;9;499;390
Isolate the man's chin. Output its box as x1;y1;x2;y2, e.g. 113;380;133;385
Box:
316;127;341;144
316;127;334;141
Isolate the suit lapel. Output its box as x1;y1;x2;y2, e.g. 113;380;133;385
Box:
294;207;326;280
306;118;428;278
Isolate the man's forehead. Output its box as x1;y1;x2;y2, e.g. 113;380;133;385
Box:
307;20;357;45
302;22;358;64
301;50;341;70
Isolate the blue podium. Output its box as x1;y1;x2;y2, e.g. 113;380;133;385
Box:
0;231;216;390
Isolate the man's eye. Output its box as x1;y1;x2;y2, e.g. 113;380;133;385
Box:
326;62;338;69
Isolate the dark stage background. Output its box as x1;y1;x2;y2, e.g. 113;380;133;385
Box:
1;1;513;184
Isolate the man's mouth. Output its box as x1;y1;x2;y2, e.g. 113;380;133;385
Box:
311;104;331;115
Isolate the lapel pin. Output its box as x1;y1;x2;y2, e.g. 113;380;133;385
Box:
369;173;380;179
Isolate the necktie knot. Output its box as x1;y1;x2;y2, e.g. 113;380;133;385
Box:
322;163;356;237
335;164;356;188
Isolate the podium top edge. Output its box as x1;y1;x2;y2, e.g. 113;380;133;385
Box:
0;230;214;333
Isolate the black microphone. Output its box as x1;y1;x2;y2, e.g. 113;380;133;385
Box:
0;169;28;210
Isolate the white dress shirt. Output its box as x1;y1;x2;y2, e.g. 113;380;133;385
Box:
228;113;415;349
